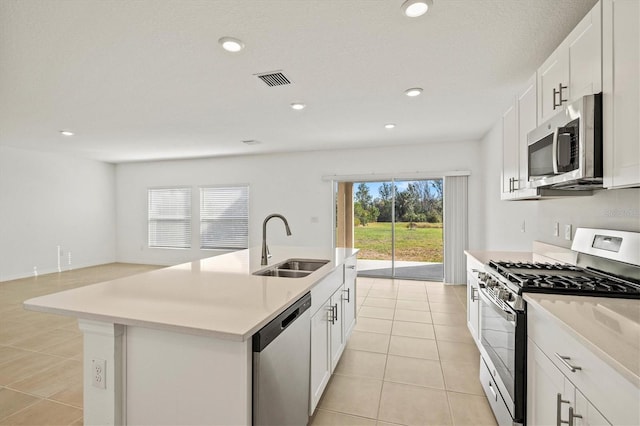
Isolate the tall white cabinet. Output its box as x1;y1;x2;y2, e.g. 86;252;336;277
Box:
602;0;640;188
501;74;540;200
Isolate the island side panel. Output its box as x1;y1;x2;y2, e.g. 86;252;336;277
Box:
79;320;125;426
125;326;252;425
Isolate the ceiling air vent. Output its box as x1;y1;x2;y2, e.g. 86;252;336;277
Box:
255;71;292;87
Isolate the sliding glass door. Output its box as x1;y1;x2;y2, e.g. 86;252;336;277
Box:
348;178;443;281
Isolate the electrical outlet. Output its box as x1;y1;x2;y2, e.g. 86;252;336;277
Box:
565;224;572;241
553;222;559;237
92;358;106;389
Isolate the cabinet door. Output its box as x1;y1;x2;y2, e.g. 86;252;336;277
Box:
501;102;518;199
575;389;612;426
538;48;570;123
466;272;480;346
567;2;602;101
527;339;574;426
343;260;357;340
310;301;331;414
517;74;537;188
329;286;345;372
603;0;640;188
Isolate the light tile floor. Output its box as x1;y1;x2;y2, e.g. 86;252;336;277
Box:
0;263;161;425
1;266;497;425
311;276;498;426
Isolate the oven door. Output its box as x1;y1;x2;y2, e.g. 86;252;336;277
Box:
478;287;520;421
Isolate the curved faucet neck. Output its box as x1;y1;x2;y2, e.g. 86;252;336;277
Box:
261;214;292;265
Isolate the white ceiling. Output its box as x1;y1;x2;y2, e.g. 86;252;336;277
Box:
0;0;598;163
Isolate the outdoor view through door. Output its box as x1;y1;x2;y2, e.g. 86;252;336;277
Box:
336;179;444;281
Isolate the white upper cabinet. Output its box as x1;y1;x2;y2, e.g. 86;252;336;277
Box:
501;102;518;199
501;74;540;200
538;2;602;124
603;0;640;188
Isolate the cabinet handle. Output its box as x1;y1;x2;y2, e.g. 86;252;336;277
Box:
346;265;356;270
569;407;582;426
558;83;568;105
487;381;497;400
328;306;335;325
555;353;582;372
343;288;350;303
470;287;478;302
553;84;568;109
557;393;571;426
333;304;338;323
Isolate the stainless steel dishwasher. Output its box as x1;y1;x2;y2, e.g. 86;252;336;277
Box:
253;292;311;426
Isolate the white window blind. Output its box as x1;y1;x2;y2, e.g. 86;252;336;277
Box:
148;188;192;248
200;186;249;250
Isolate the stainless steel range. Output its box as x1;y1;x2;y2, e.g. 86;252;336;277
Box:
474;228;640;426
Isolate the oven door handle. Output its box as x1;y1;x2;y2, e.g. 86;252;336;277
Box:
478;287;516;324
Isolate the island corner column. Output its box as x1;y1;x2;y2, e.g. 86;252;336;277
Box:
78;319;125;426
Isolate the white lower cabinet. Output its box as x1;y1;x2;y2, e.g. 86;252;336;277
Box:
465;255;482;347
527;339;611;426
309;254;358;415
329;285;345;371
310;298;332;413
527;303;638;425
343;256;357;339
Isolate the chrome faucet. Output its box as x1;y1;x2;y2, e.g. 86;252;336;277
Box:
261;214;292;265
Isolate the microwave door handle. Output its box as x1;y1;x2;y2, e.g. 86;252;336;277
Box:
552;127;559;174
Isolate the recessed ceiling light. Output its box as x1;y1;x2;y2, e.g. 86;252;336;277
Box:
401;0;433;17
60;130;74;136
405;88;423;97
218;37;244;53
290;103;306;110
385;124;396;129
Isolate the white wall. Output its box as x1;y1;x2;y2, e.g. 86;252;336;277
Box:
116;141;483;265
480;121;640;251
0;146;117;281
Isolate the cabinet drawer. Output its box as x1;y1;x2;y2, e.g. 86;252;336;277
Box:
310;267;344;315
528;305;639;425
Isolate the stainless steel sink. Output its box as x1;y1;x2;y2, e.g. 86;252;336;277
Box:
256;269;311;278
253;258;330;278
277;259;329;272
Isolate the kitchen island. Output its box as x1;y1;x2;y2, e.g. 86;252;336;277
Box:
24;246;358;425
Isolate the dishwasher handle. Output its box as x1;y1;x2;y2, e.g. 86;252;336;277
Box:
252;292;311;352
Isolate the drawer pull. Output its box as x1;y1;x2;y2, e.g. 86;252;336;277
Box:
346;265;356;270
555;353;582;372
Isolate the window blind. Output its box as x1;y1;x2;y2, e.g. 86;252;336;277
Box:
148;188;192;248
200;186;249;249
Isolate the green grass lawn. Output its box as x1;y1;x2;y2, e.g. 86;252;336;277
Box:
354;222;443;262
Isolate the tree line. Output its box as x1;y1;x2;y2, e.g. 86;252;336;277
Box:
354;181;443;226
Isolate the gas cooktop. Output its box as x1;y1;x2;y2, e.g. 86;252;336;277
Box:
488;260;640;299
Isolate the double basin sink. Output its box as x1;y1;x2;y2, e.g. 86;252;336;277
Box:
253;258;329;278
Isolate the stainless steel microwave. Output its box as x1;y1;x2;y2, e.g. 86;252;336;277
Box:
527;93;602;190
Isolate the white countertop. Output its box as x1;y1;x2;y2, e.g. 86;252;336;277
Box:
464;250;533;265
24;246;359;342
525;293;640;387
